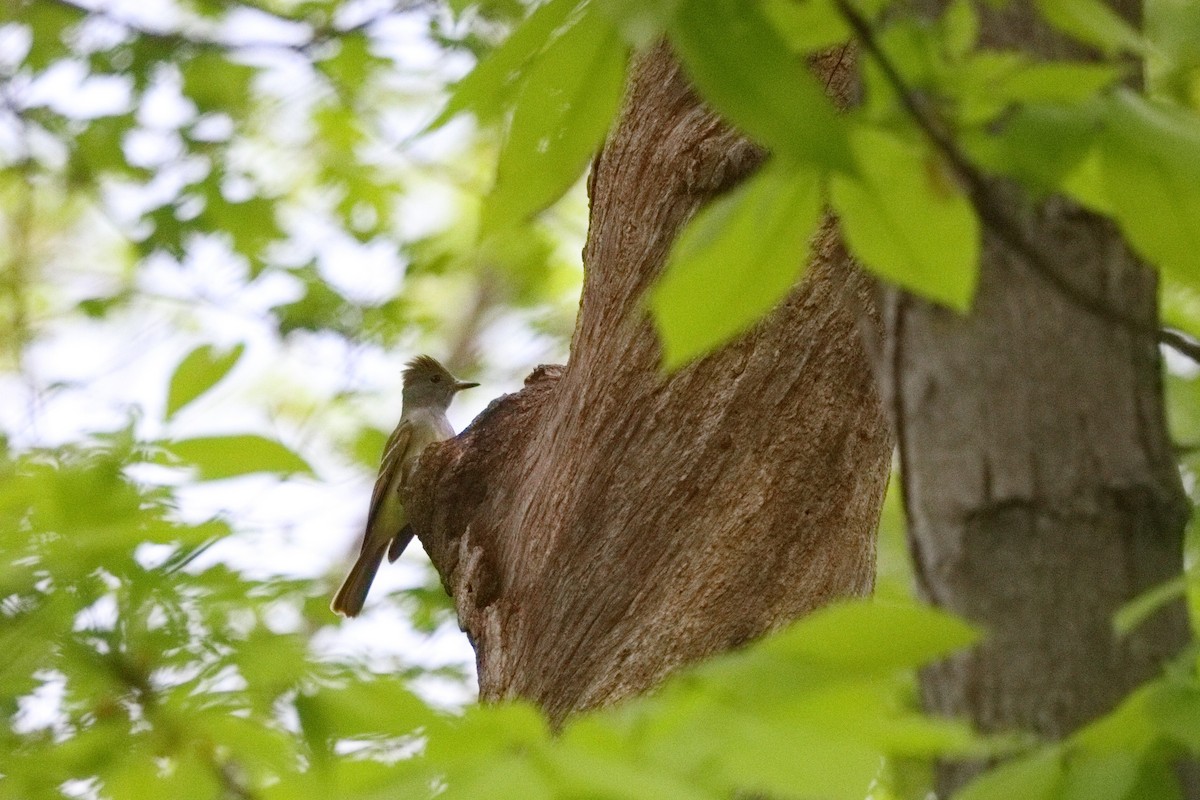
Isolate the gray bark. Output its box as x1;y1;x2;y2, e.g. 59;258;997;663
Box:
884;1;1192;793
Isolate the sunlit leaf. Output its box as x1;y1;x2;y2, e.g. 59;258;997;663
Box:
425;702;548;770
760;0;850;53
991;63;1124;103
1146;0;1200;105
70;115;139;180
594;0;678;47
181;51;257;113
650;160;824;370
763;598;980;671
1144;681;1200;752
19;1;85;70
1113;575;1188;636
155;435;313;480
1099;91;1200;290
965;102;1100;193
165;343;245;420
197;190;281;267
713;719;881;800
957;750;1065;800
483;2;628;231
549;740;721;800
234;629;308;708
1059;750;1143;800
428;0;581;130
1035;0;1147;55
942;0;978;58
1073;683;1159;751
831;126;979;309
319;33;385;89
440;755;554;800
670;0;851;169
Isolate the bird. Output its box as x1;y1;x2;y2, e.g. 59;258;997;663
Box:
331;355;478;617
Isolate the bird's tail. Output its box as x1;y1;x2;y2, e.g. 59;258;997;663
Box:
331;540;389;617
387;524;416;563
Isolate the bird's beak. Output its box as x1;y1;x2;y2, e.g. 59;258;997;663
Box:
454;380;479;392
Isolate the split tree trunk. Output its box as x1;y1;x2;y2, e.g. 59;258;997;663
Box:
405;45;893;727
882;1;1192;795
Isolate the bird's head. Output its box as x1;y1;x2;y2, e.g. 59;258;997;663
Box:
401;355;478;411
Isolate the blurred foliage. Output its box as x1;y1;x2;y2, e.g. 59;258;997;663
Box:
3;0;1200;798
0;425;992;799
0;0;582;372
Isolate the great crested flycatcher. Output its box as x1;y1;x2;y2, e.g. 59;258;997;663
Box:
331;355;477;617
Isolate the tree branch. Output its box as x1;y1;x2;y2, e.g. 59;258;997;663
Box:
1159;327;1200;365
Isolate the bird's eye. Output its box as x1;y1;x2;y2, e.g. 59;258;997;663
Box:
430;375;441;384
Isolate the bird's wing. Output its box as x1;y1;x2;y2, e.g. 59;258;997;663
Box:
361;419;413;555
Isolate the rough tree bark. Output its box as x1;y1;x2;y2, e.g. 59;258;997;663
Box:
405;45;893;727
880;1;1193;795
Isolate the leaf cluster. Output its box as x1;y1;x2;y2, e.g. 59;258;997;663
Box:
433;0;1200;367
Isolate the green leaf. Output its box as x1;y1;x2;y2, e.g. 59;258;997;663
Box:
165;343;245;420
1059;147;1112;215
957;750;1065;800
650;160;824;370
1166;360;1200;440
70;115;139;180
942;0;978;58
181;51;258;113
550;738;719;800
272;268;356;336
760;0;850;54
1113;575;1188;636
670;0;851;169
483;2;628;231
1060;750;1142;800
77;293;128;319
350;426;389;470
594;0;679;47
763;598;980;672
1146;0;1200;105
20;1;85;70
992;63;1123;104
155;435;313;480
428;0;581;130
440;755;554;800
234;629;308;707
1144;682;1200;752
965;102;1100;194
197;187;281;266
1123;757;1185;800
1073;683;1158;751
319;33;385;89
294;691;333;767
831;127;980;309
298;681;435;743
711;719;881;800
1099;91;1200;290
426;702;549;764
1035;0;1147;55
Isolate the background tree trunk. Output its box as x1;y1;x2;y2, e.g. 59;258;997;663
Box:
405;45;893;727
883;1;1193;794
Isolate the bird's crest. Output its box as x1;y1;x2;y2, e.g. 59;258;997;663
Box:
403;354;451;383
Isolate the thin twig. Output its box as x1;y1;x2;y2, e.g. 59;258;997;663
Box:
1159;327;1200;364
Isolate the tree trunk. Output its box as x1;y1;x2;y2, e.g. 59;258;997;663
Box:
882;1;1192;794
405;44;893;727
